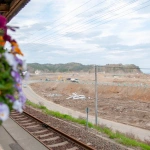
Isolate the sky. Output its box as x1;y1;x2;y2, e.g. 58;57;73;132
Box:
6;0;150;71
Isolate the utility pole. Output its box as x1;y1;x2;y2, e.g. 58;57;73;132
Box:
95;65;98;125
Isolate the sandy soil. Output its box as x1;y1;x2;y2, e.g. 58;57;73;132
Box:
29;72;150;84
29;73;150;130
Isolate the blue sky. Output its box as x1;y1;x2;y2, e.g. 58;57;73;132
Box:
6;0;150;70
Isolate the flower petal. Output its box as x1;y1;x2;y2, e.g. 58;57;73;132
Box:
0;103;9;121
13;101;23;113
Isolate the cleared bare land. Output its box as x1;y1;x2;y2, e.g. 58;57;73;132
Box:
29;73;150;130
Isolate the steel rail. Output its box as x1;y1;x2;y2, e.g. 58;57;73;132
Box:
10;113;52;150
11;111;95;150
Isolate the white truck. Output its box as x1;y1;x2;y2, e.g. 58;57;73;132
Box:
71;78;79;83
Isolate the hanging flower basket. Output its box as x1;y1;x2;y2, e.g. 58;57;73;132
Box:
0;15;27;125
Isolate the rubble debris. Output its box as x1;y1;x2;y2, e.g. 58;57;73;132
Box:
66;93;86;100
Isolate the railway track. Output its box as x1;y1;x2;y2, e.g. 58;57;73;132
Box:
10;111;95;150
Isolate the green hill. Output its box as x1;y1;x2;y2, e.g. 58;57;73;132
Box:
27;62;93;73
27;63;142;74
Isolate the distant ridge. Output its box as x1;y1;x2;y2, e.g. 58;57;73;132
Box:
27;63;142;74
100;64;142;74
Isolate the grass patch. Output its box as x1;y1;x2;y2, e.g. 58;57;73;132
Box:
26;100;150;150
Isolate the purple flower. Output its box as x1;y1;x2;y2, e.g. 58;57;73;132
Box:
14;56;23;66
5;94;15;102
0;15;7;29
13;101;23;113
0;103;9;121
3;34;11;42
4;52;18;71
11;70;21;83
15;85;22;92
18;91;26;104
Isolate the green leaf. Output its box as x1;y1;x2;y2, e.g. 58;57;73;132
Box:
0;83;13;90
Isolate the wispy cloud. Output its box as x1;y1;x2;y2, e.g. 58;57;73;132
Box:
6;0;150;68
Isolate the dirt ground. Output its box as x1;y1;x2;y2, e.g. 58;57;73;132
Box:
29;73;150;130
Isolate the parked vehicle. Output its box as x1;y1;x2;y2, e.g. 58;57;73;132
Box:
71;78;79;83
66;78;71;80
45;78;50;81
